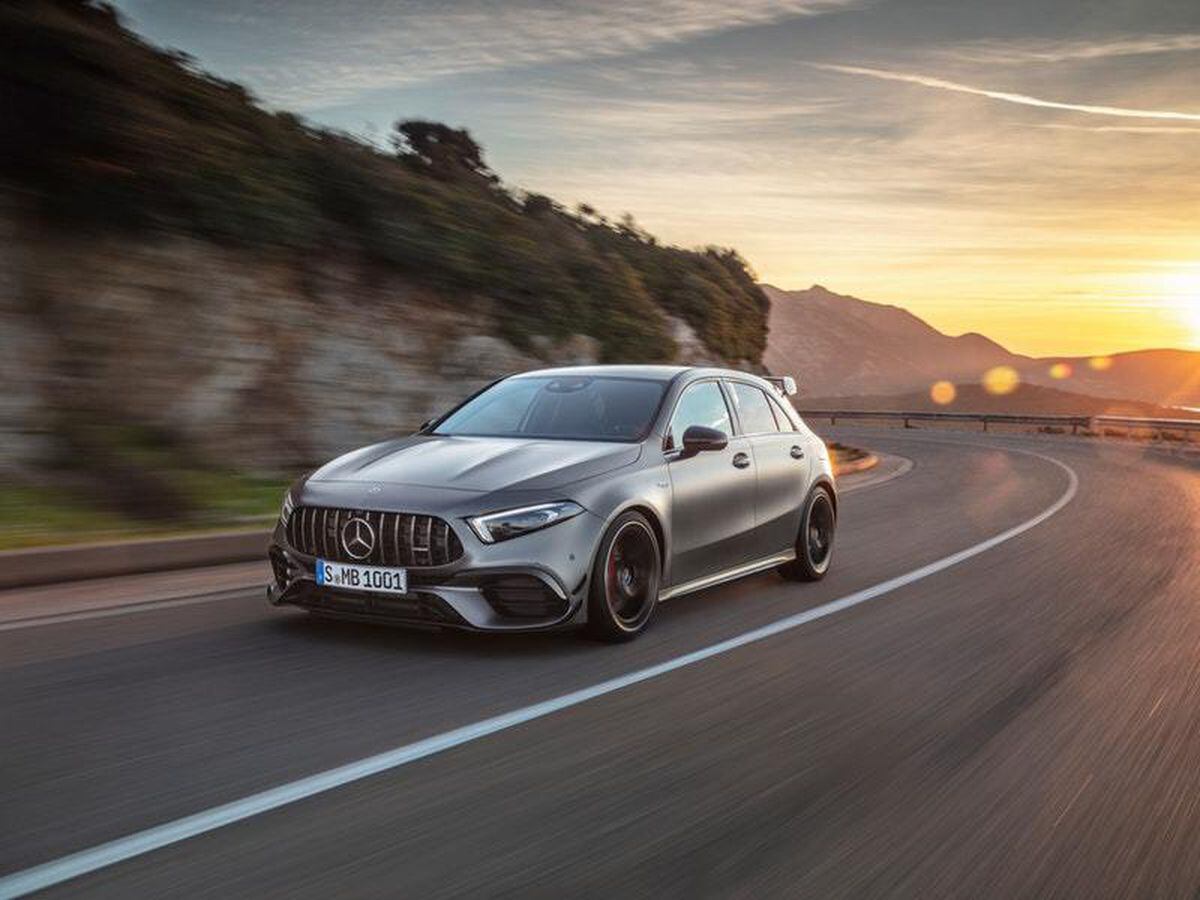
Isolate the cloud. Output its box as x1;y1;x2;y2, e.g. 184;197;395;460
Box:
811;63;1200;121
202;0;863;108
494;80;840;138
1031;124;1200;135
942;34;1200;65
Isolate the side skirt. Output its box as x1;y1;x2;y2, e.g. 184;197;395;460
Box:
659;550;796;602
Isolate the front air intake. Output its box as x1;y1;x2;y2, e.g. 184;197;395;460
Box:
481;575;568;619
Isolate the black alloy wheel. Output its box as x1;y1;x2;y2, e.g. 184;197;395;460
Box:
586;511;661;641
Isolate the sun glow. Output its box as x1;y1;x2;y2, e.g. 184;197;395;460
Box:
1160;265;1200;347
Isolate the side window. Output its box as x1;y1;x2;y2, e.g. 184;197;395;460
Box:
729;382;780;434
768;394;799;431
667;381;732;449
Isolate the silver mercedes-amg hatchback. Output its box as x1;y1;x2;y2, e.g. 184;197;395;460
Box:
268;365;836;640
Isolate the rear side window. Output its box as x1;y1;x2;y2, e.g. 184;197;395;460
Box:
768;394;799;431
667;381;732;449
728;382;780;434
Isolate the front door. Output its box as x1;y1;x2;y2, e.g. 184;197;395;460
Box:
665;380;757;586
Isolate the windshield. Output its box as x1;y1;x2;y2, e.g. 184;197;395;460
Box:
433;375;667;442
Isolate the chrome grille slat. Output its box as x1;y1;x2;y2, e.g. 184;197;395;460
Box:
434;520;447;566
286;506;462;568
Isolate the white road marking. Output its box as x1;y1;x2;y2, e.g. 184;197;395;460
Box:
0;448;1079;899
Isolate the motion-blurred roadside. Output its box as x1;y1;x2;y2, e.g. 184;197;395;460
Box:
0;1;769;551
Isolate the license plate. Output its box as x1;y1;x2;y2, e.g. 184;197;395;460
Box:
315;559;408;594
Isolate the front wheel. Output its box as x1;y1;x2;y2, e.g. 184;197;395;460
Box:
778;485;836;582
585;511;661;642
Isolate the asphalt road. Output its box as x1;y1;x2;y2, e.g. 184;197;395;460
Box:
2;429;1199;898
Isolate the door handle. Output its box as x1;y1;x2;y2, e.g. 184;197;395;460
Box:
732;452;751;469
790;445;806;460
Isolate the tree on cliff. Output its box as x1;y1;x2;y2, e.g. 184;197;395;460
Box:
392;120;497;186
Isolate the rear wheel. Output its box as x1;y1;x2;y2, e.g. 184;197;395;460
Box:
778;485;836;581
585;511;661;642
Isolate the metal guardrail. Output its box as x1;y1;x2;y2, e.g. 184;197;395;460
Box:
798;409;1200;437
1091;415;1200;432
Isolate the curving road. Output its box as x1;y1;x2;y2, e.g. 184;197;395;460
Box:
2;429;1199;898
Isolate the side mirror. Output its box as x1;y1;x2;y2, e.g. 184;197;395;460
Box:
681;425;729;456
765;375;799;396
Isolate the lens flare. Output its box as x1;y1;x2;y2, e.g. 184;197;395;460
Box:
1089;356;1114;371
931;381;957;405
1049;362;1072;380
983;366;1020;396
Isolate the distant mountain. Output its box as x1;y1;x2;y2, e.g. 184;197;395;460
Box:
762;284;1200;407
1029;349;1200;409
800;382;1200;420
761;284;1024;396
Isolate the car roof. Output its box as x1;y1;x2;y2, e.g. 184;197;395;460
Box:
510;364;766;384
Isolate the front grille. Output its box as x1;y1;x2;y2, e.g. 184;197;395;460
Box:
286;507;463;567
304;590;463;625
285;582;467;626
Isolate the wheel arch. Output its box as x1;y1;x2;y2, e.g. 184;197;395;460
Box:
623;503;667;570
811;475;839;516
593;501;669;578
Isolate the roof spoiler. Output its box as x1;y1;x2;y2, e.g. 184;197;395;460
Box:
764;375;799;396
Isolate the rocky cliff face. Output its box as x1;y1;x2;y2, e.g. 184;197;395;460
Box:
1;209;720;477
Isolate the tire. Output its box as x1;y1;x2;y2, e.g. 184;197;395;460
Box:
778;485;836;582
585;511;662;642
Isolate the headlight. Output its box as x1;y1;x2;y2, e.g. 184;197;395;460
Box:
280;489;296;525
467;501;585;544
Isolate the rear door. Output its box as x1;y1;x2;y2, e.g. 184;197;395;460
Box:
665;379;757;586
726;380;811;554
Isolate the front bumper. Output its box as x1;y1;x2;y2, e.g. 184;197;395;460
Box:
267;511;603;632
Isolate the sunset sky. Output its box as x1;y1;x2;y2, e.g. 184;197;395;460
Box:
115;0;1200;358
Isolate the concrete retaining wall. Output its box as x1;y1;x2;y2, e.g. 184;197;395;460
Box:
0;530;270;590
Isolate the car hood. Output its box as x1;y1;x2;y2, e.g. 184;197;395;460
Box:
309;435;642;493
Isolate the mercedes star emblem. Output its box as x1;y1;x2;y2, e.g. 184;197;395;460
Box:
341;516;376;560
